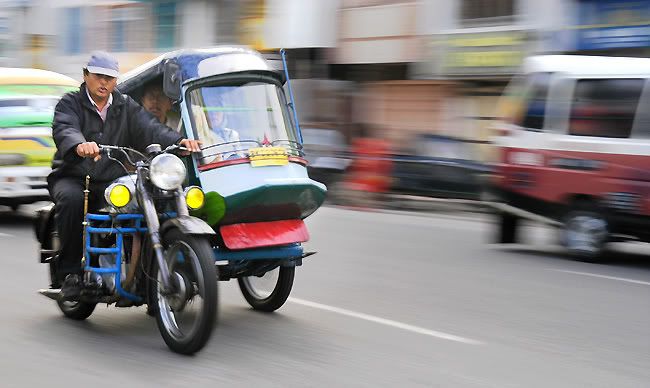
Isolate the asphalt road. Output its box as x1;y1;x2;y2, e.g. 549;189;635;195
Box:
1;205;649;387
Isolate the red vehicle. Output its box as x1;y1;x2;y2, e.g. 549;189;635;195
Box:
492;55;650;262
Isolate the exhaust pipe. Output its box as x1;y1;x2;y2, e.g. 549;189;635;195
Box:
38;288;62;301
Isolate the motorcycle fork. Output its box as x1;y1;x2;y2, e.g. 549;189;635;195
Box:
136;168;173;294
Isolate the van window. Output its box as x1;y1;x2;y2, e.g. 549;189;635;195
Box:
569;79;644;138
519;72;551;130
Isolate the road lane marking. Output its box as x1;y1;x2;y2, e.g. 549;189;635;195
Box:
288;297;483;345
0;232;13;237
551;269;650;286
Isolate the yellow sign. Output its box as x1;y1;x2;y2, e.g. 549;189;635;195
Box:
443;31;528;73
249;146;288;167
447;51;523;68
239;0;267;51
448;33;525;47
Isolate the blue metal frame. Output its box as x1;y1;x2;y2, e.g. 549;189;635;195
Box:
280;48;303;143
85;213;148;302
85;213;304;300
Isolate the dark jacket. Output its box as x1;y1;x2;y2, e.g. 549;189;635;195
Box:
49;83;182;184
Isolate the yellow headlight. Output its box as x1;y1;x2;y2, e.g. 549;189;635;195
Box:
109;184;131;208
185;186;205;210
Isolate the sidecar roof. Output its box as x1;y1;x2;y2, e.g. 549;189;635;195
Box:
118;46;285;95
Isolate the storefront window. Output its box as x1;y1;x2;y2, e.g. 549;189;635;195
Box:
461;0;515;26
111;7;126;52
155;2;177;50
65;7;82;54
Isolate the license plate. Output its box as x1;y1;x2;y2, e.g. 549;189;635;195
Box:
248;146;289;167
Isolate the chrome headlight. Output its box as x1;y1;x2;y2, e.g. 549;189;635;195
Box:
150;153;187;190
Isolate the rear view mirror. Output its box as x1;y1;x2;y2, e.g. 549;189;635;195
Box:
163;60;181;101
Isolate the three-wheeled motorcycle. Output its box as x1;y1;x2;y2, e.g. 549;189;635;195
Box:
34;47;327;354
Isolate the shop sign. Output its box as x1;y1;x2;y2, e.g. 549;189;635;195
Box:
575;0;650;50
239;0;266;51
441;30;528;76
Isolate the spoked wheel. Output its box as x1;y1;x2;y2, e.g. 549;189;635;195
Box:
238;266;295;312
149;228;217;355
561;209;608;263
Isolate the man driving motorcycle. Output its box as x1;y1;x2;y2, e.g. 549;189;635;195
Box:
48;51;201;299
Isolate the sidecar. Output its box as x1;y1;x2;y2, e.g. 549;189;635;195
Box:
118;47;326;311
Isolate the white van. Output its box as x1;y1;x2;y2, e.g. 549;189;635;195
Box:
492;55;650;262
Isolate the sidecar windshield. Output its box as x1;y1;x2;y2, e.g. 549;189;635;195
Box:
187;82;300;164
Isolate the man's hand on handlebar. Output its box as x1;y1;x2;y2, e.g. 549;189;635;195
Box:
179;139;202;155
77;140;200;160
76;141;102;161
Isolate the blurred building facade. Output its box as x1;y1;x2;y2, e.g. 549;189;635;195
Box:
0;0;242;77
0;0;648;160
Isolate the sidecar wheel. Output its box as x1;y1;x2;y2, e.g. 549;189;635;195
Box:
149;228;217;355
238;266;295;312
57;300;96;321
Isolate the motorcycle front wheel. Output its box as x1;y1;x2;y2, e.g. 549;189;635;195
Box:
238;266;295;312
148;228;218;355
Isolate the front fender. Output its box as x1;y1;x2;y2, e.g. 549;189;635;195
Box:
160;215;216;236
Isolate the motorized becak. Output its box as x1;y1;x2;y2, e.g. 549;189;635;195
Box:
35;47;327;354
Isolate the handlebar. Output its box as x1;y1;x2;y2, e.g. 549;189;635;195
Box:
99;144;123;153
99;143;192;164
162;143;190;154
99;145;147;167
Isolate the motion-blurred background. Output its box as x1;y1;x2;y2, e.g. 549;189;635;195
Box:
0;0;648;207
0;3;649;386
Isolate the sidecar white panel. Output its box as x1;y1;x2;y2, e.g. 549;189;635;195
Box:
198;162;325;198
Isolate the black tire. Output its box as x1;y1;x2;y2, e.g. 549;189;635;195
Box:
148;228;218;355
57;300;97;320
45;223;97;320
238;266;295;312
497;212;519;244
561;208;608;263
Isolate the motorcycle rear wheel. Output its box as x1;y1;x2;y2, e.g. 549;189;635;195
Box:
149;228;218;355
46;227;96;320
57;300;96;320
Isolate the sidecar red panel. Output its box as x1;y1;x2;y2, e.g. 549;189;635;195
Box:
220;219;309;250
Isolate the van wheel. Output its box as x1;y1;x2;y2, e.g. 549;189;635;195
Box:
497;212;519;243
561;209;608;263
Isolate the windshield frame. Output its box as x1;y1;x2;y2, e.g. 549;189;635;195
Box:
183;72;302;165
